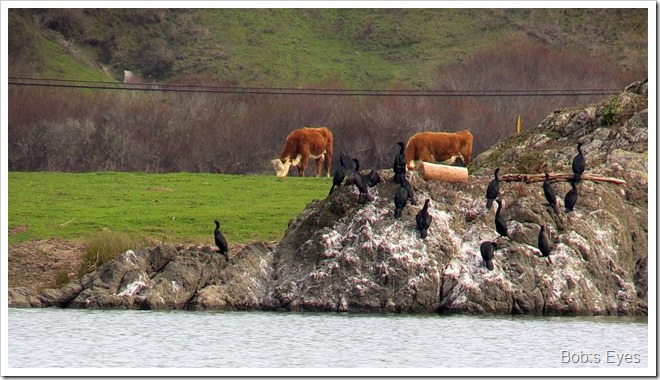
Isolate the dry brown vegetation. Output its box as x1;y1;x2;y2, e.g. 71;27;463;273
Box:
8;239;85;291
9;41;644;174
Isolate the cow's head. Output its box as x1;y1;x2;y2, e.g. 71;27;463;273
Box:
271;158;292;178
440;153;465;167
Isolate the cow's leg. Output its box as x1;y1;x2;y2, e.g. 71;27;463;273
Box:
315;157;323;177
420;152;435;163
298;155;309;177
324;150;333;177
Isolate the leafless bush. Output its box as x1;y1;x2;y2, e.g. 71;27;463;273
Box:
8;40;645;174
430;38;645;155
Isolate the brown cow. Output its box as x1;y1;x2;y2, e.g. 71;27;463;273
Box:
271;127;333;177
404;130;473;170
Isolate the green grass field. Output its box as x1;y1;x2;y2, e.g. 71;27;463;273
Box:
8;172;331;246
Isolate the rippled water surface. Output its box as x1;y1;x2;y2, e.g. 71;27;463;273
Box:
7;308;648;370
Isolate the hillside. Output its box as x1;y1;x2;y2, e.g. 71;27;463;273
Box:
8;8;648;88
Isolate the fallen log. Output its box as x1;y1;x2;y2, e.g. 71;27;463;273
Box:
419;162;469;182
500;173;627;185
419;162;627;185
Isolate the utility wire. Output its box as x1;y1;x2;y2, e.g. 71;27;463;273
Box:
8;76;621;97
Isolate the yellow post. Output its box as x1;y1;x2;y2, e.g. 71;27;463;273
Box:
516;114;522;134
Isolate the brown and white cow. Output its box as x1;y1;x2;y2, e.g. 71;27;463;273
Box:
271;127;333;177
404;130;473;170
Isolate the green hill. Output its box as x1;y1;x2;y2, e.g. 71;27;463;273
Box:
8;8;648;88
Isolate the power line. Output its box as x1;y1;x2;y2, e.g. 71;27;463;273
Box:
7;76;621;97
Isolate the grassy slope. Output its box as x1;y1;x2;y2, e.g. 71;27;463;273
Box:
38;38;114;82
181;9;509;88
8;172;331;245
13;8;647;88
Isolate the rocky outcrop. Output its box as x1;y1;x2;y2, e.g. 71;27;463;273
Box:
9;243;276;310
9;81;648;315
264;80;648;315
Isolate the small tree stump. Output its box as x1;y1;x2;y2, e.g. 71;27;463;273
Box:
419;162;469;182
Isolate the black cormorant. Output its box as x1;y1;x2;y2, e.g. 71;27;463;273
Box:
538;225;553;264
401;176;417;205
393;141;407;184
214;220;229;262
351;157;370;203
564;180;578;212
495;199;508;238
328;154;347;195
485;168;500;209
393;182;409;219
415;199;433;239
480;241;497;271
543;172;560;214
572;143;586;182
364;169;381;188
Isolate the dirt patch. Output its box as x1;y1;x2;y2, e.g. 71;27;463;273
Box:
8;239;86;292
9;239;251;293
9;225;28;235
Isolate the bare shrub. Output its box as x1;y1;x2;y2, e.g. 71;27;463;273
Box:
136;38;175;80
8;40;645;173
431;38;646;158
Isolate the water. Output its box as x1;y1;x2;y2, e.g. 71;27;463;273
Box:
6;308;649;372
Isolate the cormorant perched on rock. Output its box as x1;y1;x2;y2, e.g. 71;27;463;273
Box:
364;168;381;188
350;157;371;203
393;141;407;184
415;199;433;239
572;143;586;182
213;220;229;262
393;182;409;219
485;168;500;209
480;241;497;271
543;172;560;214
494;199;508;238
538;226;552;264
401;176;417;205
538;225;553;264
328;154;347;195
564;180;578;212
